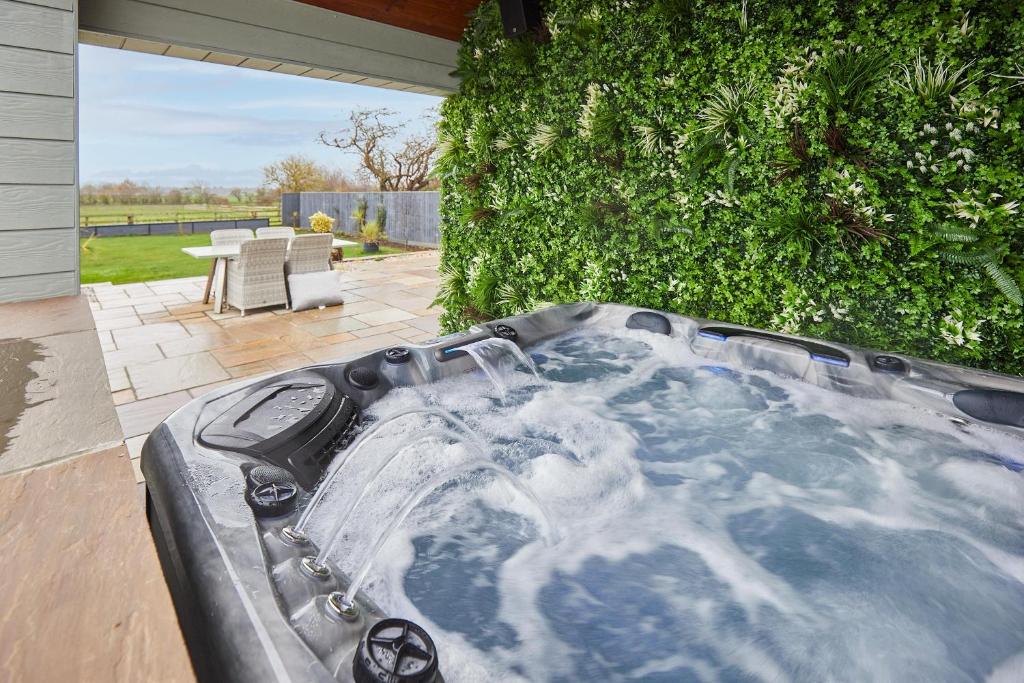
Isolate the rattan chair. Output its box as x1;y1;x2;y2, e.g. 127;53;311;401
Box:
210;228;254;247
256;226;296;240
225;238;289;315
285;233;333;277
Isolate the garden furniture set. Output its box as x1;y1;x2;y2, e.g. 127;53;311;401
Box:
182;228;356;315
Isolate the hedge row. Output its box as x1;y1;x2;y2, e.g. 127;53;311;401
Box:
436;0;1024;375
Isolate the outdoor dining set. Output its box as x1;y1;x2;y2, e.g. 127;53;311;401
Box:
182;227;357;315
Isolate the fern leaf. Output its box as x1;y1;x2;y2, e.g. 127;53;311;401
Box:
938;250;989;266
725;156;741;195
934;224;979;243
982;257;1023;305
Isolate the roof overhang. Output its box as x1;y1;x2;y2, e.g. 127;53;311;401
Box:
78;0;469;94
293;1;481;41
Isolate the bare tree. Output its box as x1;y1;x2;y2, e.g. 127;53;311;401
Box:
320;167;365;192
319;108;436;191
262;154;326;194
189;180;214;205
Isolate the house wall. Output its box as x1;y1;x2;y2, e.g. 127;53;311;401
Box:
0;0;78;303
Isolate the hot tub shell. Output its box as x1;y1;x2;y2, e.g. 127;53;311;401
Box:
141;303;1024;682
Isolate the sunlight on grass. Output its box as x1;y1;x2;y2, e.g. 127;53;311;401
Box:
80;234;407;285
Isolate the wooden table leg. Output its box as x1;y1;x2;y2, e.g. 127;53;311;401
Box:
202;259;216;304
213;258;227;314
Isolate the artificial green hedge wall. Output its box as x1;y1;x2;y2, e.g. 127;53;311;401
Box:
435;0;1024;375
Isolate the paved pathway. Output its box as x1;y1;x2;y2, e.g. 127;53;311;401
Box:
84;251;441;481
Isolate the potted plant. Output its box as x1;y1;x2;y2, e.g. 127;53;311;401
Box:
308;211;335;233
360;218;385;253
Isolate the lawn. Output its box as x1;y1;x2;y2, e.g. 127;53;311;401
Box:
80;203;279;227
79;234;406;285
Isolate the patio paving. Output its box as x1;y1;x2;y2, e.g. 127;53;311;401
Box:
83;251;442;482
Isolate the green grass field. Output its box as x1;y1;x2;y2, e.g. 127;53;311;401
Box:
80;203;279;227
80;234;405;285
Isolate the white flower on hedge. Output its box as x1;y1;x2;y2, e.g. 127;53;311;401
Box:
492;135;513;152
982;107;1000;128
940;309;984;348
527;123;559;159
830;302;849;320
702;190;739;208
489;185;509;211
579;261;606;301
545;12;560;39
767;48;818;127
672;192;695;220
578;83;603;139
948;147;975;162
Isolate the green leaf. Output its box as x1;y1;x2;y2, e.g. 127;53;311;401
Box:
934;224;979;243
982;258;1023;305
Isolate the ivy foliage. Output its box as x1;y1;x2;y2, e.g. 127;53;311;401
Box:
436;0;1024;375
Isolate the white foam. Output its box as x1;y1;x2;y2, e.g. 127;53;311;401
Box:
298;328;1024;681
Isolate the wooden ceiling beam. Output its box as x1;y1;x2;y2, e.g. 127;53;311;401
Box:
293;0;481;41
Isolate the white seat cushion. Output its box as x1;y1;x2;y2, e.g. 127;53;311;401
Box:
287;271;346;311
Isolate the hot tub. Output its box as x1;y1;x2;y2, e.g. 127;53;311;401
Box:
142;303;1024;683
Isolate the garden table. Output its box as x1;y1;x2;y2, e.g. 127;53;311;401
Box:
182;238;357;314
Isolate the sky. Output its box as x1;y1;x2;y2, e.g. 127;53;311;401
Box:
78;45;442;188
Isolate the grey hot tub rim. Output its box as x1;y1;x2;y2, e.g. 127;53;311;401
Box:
140;302;1024;683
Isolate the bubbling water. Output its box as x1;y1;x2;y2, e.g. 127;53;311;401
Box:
305;329;1024;682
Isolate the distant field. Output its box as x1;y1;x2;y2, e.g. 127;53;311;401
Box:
80;203;280;227
80;233;405;285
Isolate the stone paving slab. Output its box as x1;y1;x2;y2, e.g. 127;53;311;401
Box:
128;352;230;400
0;445;194;682
0;297;123;474
85;252;441;482
0;296;195;682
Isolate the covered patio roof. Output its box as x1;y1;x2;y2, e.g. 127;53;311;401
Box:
295;0;482;41
77;0;481;96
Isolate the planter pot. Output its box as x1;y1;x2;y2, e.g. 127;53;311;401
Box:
362;242;380;254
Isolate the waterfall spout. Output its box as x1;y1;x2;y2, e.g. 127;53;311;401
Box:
334;460;557;610
293;406;485;534
308;428;482;569
461;338;542;398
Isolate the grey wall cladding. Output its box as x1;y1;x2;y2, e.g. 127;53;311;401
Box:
283;191;440;247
